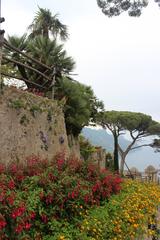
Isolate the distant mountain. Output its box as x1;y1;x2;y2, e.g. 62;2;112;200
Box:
82;127;131;152
82;127;160;171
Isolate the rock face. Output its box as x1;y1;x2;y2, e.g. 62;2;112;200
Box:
90;147;106;169
0;87;69;165
68;135;81;159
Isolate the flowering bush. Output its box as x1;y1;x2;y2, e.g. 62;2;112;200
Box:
26;88;44;97
79;179;160;240
0;154;122;239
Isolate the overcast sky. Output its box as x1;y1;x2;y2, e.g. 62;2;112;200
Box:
2;0;160;121
2;0;160;170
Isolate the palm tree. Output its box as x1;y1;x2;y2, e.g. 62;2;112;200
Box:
3;35;75;91
28;7;68;41
27;36;75;83
2;7;74;97
3;34;29;80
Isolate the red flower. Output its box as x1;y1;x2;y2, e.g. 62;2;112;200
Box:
0;220;6;230
15;224;23;234
11;206;26;219
39;191;44;200
0;193;5;202
0;164;5;174
84;194;90;204
29;211;36;220
57;159;65;171
6;196;14;205
9;164;17;174
24;222;31;230
41;214;48;223
16;174;25;182
8;180;15;189
45;195;53;205
71;191;75;199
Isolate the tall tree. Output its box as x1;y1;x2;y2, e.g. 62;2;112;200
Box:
28;7;68;40
98;111;160;174
2;35;75;92
55;77;104;137
2;7;73;94
97;0;151;17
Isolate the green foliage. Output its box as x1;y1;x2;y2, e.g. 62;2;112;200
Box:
28;7;68;41
1;64;17;81
97;0;148;17
30;104;42;117
2;7;75;93
7;93;58;122
2;157;159;239
78;180;160;240
105;152;114;170
2;6;103;135
80;203;114;239
99;111;152;132
9;99;25;110
0;154;122;239
98;111;160;173
3;35;75;92
100;111;160;137
55;77;104;136
79;135;96;161
151;138;160;152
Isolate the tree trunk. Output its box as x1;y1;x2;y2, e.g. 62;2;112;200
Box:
113;133;119;173
120;154;126;176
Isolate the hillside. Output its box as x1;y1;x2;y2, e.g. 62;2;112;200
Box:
82;127;131;152
82;127;160;171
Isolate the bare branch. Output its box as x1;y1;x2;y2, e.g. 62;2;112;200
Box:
3;56;52;83
137;133;150;139
122;134;140;155
131;144;152;150
129;130;136;140
129;130;149;141
105;123;114;133
1;72;47;89
118;144;123;155
4;40;52;70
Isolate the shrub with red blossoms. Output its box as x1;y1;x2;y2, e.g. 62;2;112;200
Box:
0;216;6;230
25;88;44;97
0;153;122;239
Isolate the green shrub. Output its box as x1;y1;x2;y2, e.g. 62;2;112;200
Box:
0;154;122;239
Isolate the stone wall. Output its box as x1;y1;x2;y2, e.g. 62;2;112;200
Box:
90;146;106;169
0;87;69;165
68;134;81;159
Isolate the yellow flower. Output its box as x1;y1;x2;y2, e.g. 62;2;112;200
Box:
59;236;65;240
